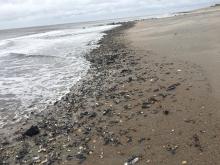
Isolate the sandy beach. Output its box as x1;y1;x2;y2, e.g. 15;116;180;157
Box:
1;6;220;165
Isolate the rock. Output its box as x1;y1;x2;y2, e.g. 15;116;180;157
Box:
182;161;188;164
24;125;40;137
128;77;133;82
1;140;9;146
16;144;29;160
142;102;151;109
124;95;131;99
89;112;97;118
163;110;169;115
159;93;168;98
138;138;146;144
66;155;74;161
192;134;203;152
103;108;112;116
151;109;160;114
165;144;178;155
142;98;157;109
126;136;133;143
114;99;120;104
124;156;140;165
103;133;121;146
121;69;132;74
166;83;180;91
32;156;40;162
40;158;48;164
75;153;86;163
80;112;89;118
124;104;132;110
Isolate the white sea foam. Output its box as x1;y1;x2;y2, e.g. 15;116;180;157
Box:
0;24;119;128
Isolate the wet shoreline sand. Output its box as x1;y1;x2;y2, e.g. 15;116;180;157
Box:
1;6;220;165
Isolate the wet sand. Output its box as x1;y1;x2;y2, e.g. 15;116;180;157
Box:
1;6;220;165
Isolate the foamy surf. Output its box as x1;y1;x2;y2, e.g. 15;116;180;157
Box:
0;24;120;128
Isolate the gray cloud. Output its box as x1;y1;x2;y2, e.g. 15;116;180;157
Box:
0;0;220;29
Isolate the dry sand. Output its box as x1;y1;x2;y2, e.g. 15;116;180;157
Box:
128;6;220;98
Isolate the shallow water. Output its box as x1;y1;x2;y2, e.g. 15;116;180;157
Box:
0;24;119;127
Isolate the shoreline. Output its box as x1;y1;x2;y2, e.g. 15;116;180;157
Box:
0;22;136;164
1;5;220;165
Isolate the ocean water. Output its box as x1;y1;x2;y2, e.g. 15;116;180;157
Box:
0;23;119;128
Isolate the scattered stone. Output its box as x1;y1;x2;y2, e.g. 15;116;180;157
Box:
103;108;112;116
124;104;132;110
1;140;9;146
38;146;47;153
151;109;160;114
32;156;40;161
192;134;203;152
16;144;29;160
103;133;121;146
121;69;132;74
163;110;169;115
126;136;133;143
166;83;180;91
165;144;179;155
114;99;120;104
89;112;97;118
124;94;131;99
200;130;206;134
99;152;104;159
142;102;151;109
80;111;89;118
138;138;146;144
182;160;187;164
24;125;40;137
128;77;133;82
66;155;74;161
75;154;86;163
159;93;168;98
184;119;196;124
146;159;151;163
41;158;48;164
124;156;140;165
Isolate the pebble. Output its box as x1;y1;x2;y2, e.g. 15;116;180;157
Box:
124;156;140;165
40;158;48;164
32;156;40;161
182;160;187;164
146;159;151;163
163;110;169;115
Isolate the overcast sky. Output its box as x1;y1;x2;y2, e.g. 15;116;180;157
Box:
0;0;220;29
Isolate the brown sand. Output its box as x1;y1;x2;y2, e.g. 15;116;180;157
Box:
123;6;220;164
1;6;220;165
128;6;220;98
